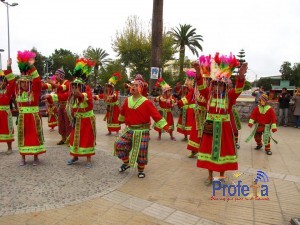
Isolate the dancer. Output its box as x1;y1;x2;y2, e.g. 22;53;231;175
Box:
93;72;121;136
115;77;170;178
176;71;196;141
153;78;176;141
42;68;71;145
187;56;212;158
16;51;46;166
195;52;247;184
246;94;277;155
66;58;96;168
0;59;16;154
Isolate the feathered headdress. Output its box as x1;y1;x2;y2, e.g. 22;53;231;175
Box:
199;54;212;78
155;77;171;93
17;50;36;75
72;58;95;84
212;52;240;82
184;70;196;88
107;72;121;87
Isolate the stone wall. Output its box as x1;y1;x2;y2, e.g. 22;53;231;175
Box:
93;96;296;125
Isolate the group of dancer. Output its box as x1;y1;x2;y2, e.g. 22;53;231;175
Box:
0;50;278;181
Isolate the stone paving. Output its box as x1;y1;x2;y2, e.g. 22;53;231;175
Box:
0;115;299;225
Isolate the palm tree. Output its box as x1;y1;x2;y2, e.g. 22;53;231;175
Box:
168;24;203;80
83;46;110;85
150;0;163;93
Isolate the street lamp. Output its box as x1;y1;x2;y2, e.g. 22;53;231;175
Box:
0;49;4;70
1;0;19;59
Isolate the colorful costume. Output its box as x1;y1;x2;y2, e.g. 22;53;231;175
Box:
246;94;277;154
153;78;176;133
68;58;96;158
177;88;195;136
94;72;121;133
0;68;15;143
16;51;45;156
187;94;207;153
196;53;244;172
115;78;169;177
46;102;58;129
43;68;72;143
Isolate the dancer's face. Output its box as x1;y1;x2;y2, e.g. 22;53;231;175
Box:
165;89;172;98
260;99;266;106
20;81;29;91
130;83;141;96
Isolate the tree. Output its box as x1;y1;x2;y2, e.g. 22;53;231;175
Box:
257;77;272;91
237;49;246;65
235;49;246;75
150;0;164;92
31;47;46;78
83;46;110;86
48;49;78;80
292;63;300;87
168;24;203;80
98;60;128;95
244;80;252;90
112;16;176;81
279;61;293;81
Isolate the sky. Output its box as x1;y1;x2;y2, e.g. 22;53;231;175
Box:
0;0;299;81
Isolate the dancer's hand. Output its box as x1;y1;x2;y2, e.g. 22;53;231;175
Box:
248;123;253;128
41;94;50;100
7;58;12;67
192;61;201;80
237;63;248;80
272;128;277;133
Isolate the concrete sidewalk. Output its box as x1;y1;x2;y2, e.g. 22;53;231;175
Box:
0;115;299;225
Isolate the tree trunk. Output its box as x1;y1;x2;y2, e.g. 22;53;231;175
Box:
179;44;185;82
150;0;163;95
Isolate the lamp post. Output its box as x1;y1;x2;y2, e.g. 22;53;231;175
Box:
1;0;19;59
0;49;4;70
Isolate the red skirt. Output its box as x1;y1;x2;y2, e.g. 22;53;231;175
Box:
106;105;121;132
18;112;46;155
197;121;237;172
70;113;96;157
0;107;14;142
48;113;58;128
154;110;174;132
187;121;200;152
177;107;194;135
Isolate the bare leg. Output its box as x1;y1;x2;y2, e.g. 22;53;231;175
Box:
157;131;161;140
20;155;26;166
86;156;92;168
170;131;176;141
6;142;12;155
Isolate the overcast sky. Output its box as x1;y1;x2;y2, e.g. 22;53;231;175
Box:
0;0;299;81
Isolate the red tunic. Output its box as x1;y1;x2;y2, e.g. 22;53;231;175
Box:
196;77;245;172
153;96;176;132
69;86;96;157
16;68;46;155
249;105;277;132
0;68;16;142
176;89;195;135
118;96;168;129
96;91;121;132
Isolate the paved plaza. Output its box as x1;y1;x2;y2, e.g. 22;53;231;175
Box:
0;114;300;225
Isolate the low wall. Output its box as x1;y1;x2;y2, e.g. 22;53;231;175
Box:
93;96;296;125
